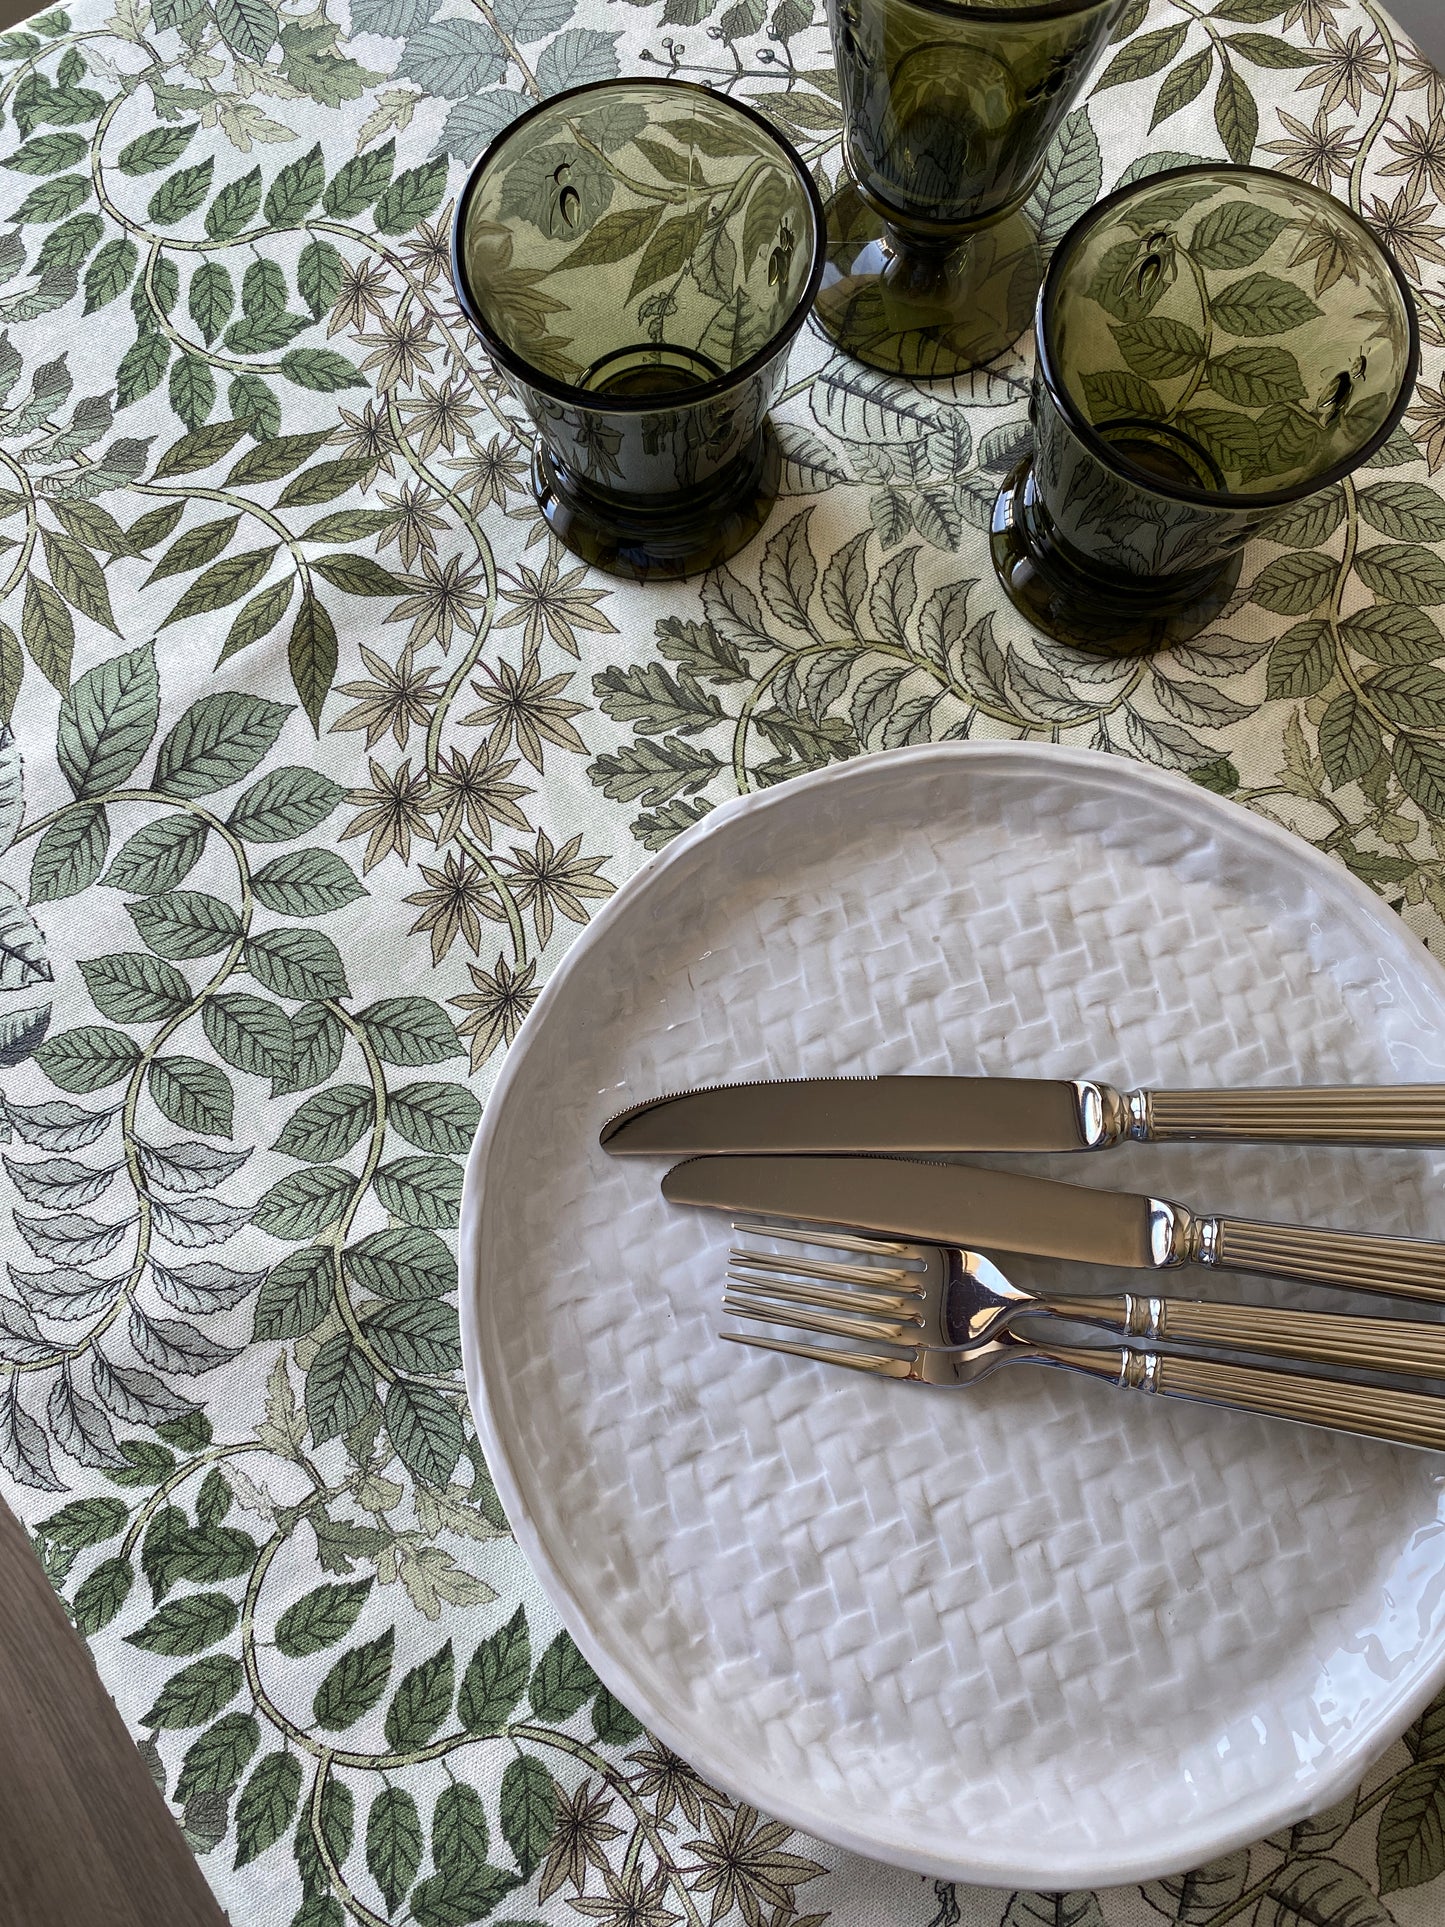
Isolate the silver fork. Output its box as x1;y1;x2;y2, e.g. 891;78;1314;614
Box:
725;1223;1445;1379
721;1224;1445;1452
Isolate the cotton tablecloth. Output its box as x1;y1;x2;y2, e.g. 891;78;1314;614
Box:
0;0;1443;1921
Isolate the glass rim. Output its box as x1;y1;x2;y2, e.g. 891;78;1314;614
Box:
880;0;1119;20
450;77;826;414
1035;162;1422;512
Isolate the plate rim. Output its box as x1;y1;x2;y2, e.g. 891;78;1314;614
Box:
459;739;1445;1887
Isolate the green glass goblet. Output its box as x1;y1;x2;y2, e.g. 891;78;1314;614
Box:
814;0;1124;379
991;164;1420;654
451;78;824;582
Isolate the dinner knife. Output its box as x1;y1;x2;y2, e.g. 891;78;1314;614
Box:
661;1154;1445;1306
602;1076;1445;1155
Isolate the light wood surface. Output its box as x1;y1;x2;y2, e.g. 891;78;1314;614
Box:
0;1495;229;1927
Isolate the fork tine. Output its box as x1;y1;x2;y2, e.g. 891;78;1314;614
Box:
726;1267;922;1318
723;1289;917;1348
727;1246;920;1290
719;1330;912;1377
731;1218;912;1258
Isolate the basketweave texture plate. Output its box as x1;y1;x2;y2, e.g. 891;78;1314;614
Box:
459;742;1445;1888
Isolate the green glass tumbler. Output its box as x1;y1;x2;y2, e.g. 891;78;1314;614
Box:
815;0;1124;378
451;79;824;582
992;165;1420;654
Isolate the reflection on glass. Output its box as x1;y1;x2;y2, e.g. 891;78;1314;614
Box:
451;78;824;580
992;165;1420;653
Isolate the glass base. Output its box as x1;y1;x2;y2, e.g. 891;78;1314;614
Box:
813;180;1042;378
532;424;781;582
990;458;1242;656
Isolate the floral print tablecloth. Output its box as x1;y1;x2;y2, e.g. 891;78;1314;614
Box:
0;0;1444;1922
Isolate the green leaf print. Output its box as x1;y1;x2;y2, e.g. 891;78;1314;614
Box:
313;1627;395;1730
367;1785;423;1912
275;1580;373;1659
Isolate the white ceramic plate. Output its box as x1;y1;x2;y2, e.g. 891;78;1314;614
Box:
459;743;1445;1888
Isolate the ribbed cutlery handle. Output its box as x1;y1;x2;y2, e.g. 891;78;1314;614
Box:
1042;1292;1445;1378
1212;1217;1445;1306
1144;1085;1445;1145
1152;1354;1445;1452
1035;1341;1445;1452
